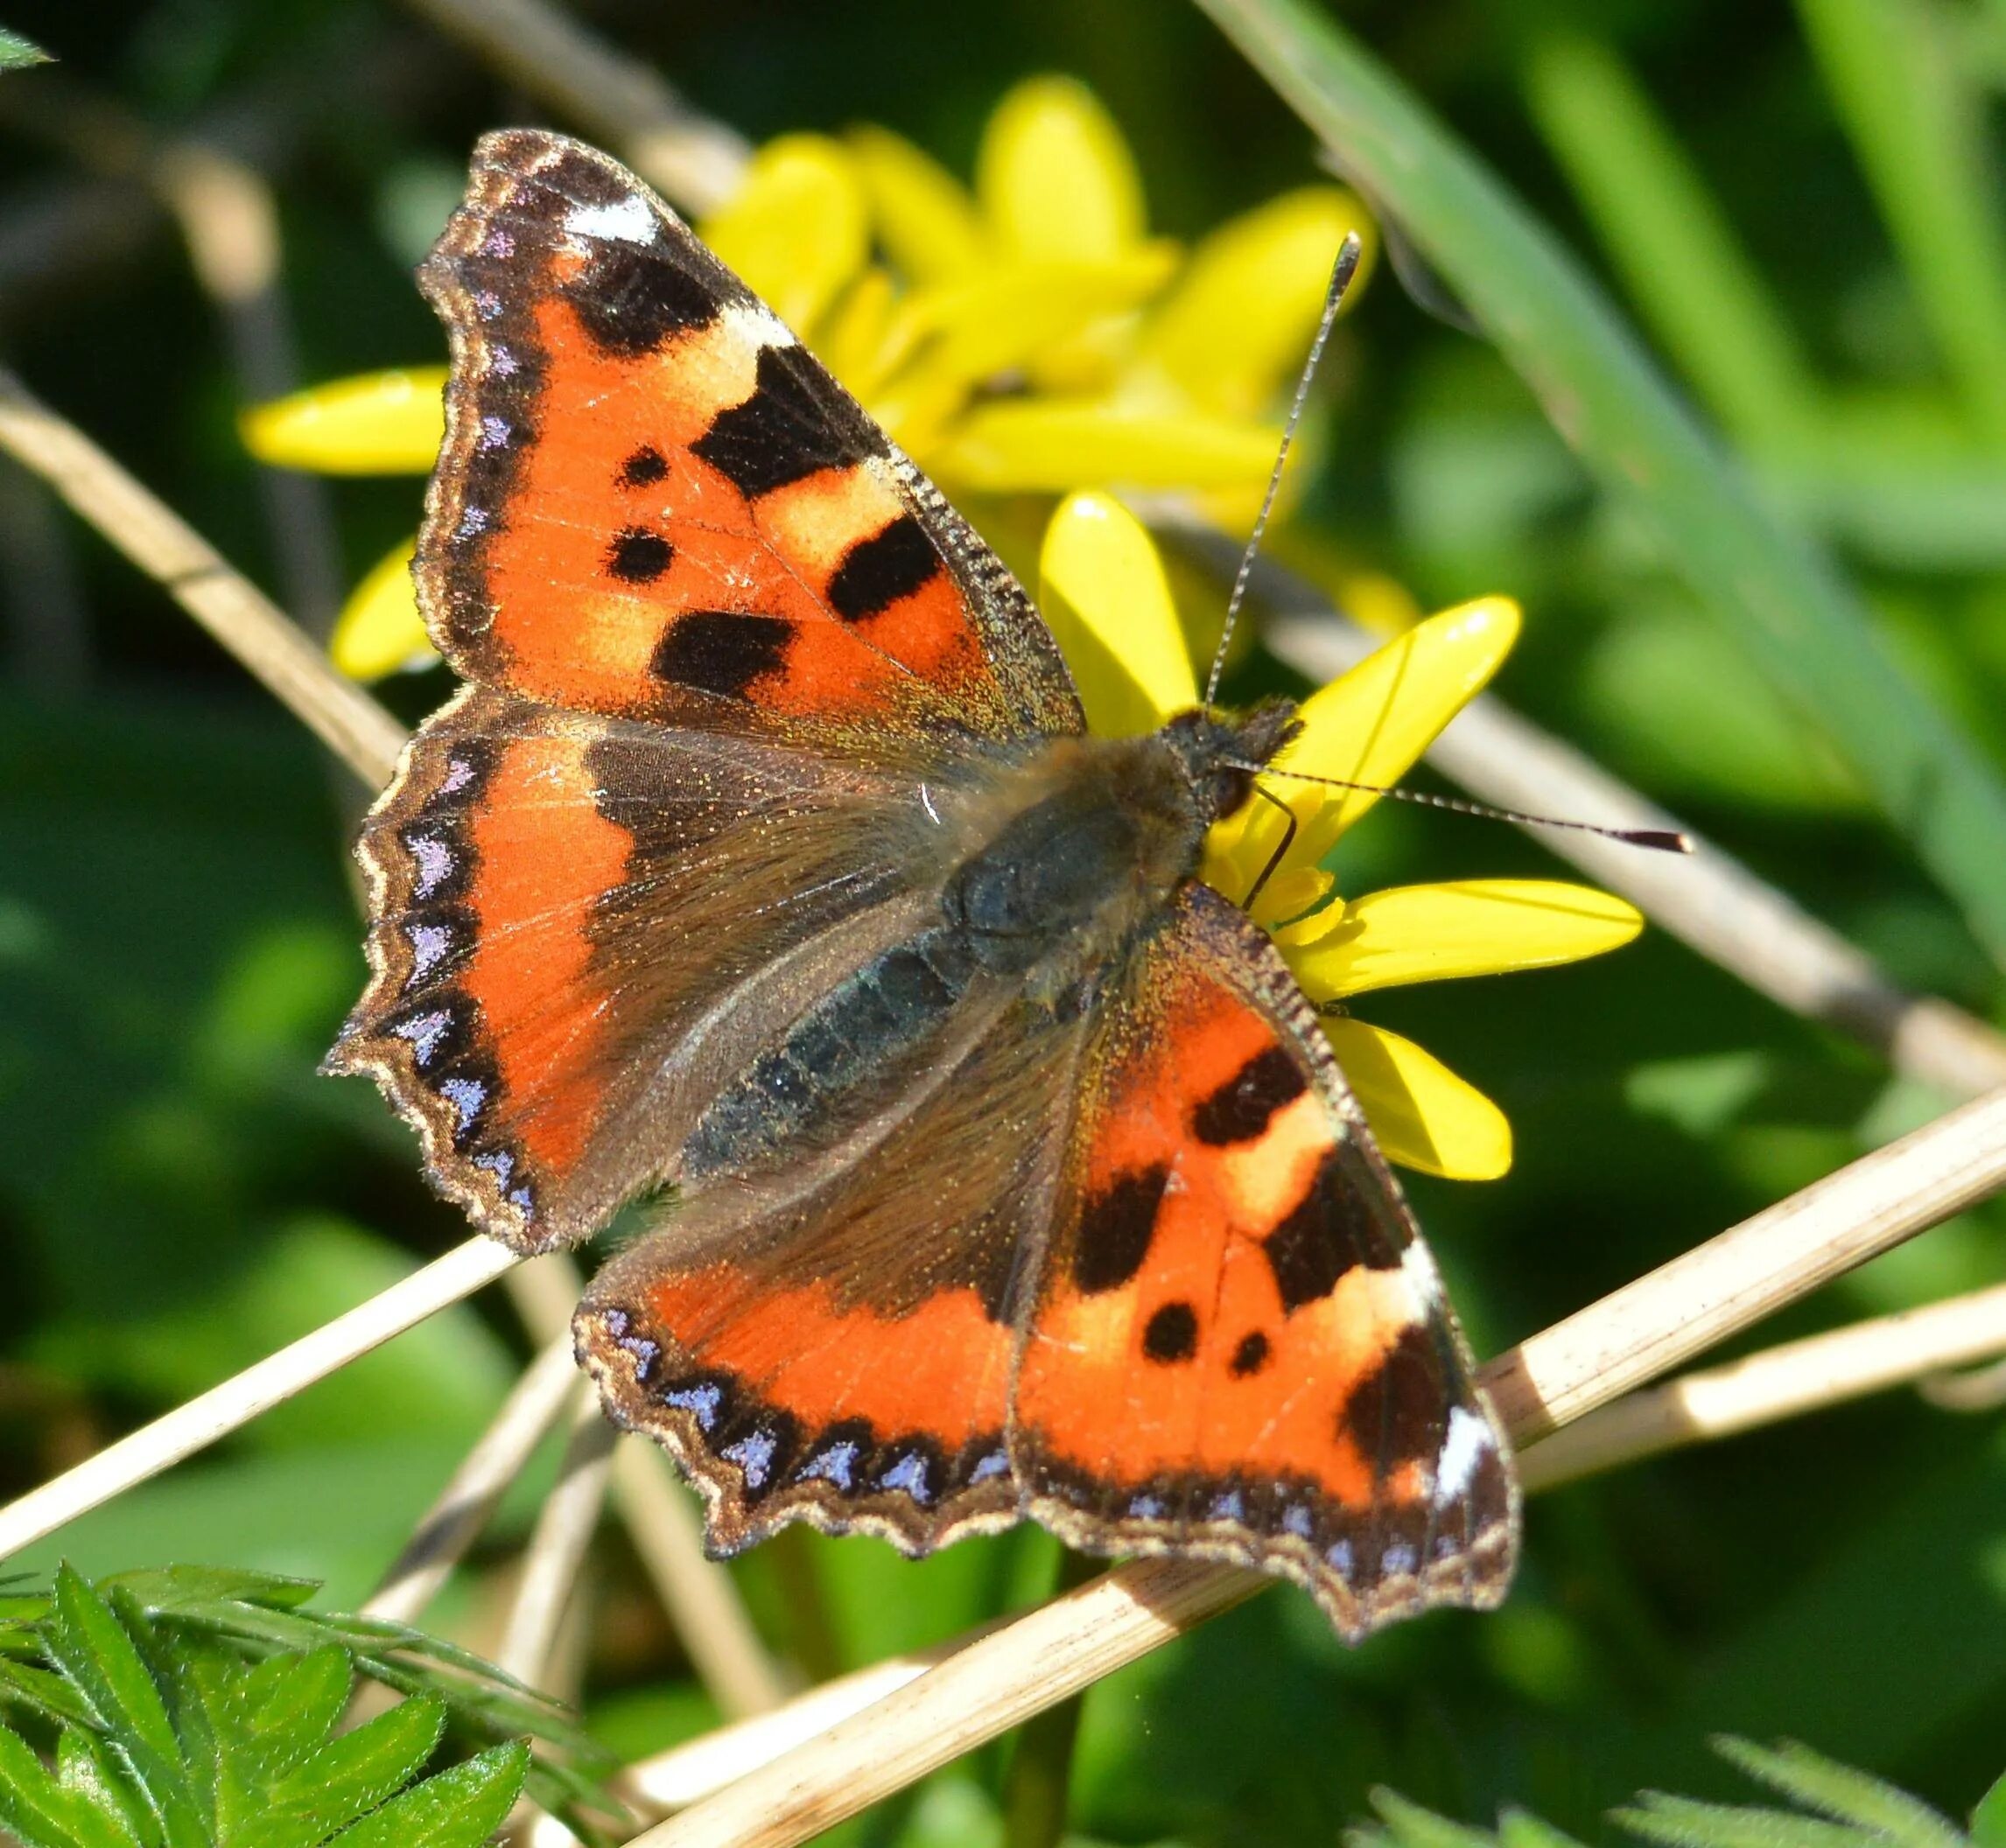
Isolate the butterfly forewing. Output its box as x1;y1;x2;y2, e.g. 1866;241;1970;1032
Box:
417;129;1080;741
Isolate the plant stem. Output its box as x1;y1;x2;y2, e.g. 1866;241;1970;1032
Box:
999;1551;1102;1848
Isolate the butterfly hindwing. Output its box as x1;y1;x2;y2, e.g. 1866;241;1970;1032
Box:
1010;884;1519;1640
575;990;1091;1551
418;129;1081;741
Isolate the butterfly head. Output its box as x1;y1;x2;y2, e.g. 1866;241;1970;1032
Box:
1159;700;1302;826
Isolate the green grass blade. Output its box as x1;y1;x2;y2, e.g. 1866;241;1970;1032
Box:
1191;0;2006;967
1796;0;2006;443
1522;32;1821;455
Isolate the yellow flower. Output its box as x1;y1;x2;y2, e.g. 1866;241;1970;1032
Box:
242;74;1370;680
1042;491;1642;1181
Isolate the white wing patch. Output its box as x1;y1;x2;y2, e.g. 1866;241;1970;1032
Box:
1435;1404;1493;1502
565;193;658;246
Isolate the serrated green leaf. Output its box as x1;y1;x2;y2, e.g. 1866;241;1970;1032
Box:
1713;1739;1964;1848
1499;1809;1591;1848
58;1729;155;1848
107;1570;320;1619
0;1719;125;1848
1972;1768;2006;1848
0;1656;101;1728
255;1692;447;1848
0;26;49;68
322;1739;530;1848
1617;1794;1879;1848
43;1569;204;1848
1364;1788;1504;1848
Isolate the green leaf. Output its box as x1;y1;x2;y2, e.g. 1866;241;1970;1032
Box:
255;1692;447;1848
322;1739;530;1848
0;1720;128;1848
1498;1812;1591;1848
0;26;49;68
1359;1788;1504;1848
43;1569;205;1848
0;1656;102;1729
57;1729;154;1848
1972;1768;2006;1848
1190;0;2006;967
107;1570;320;1620
1712;1738;1965;1848
1617;1794;1880;1848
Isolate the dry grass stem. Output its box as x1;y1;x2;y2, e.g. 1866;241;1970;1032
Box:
635;1081;2006;1848
0;369;403;787
1918;1353;2006;1410
397;0;749;214
610;1441;792;1718
1258;603;2006;1102
497;1395;618;1689
1483;1081;2006;1440
364;1335;582;1624
0;1235;521;1562
1519;1278;2006;1491
504;1254;789;1718
632;1560;1259;1848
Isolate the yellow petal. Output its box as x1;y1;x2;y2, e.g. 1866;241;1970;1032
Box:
1289;879;1643;1000
240;368;446;474
904;249;1176;388
330;536;435;680
700;134;866;334
846;125;988;284
935;400;1282;494
1322;1018;1512;1180
1230;595;1522;885
1039;492;1196;735
1131;186;1376;420
977;74;1145;263
817;265;909;401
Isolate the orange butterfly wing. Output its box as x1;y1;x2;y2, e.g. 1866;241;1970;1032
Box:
417;130;1079;740
1011;886;1519;1639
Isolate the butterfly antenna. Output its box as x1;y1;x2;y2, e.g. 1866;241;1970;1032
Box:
1203;233;1364;710
1224;761;1693;853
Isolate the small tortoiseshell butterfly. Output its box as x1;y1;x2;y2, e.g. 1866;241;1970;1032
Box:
329;130;1519;1640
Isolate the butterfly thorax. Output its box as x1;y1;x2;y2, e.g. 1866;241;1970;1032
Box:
940;700;1301;1006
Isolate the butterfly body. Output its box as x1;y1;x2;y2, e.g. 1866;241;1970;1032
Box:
331;130;1519;1640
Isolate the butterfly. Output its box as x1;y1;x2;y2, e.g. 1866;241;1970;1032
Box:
327;129;1519;1641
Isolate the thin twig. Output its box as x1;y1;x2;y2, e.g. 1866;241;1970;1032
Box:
0;368;404;788
505;1255;789;1718
610;1442;793;1719
630;1082;2006;1848
1165;527;2006;1103
0;1236;519;1562
397;0;749;214
364;1336;582;1624
497;1396;618;1689
1483;1083;2006;1440
1519;1278;2006;1491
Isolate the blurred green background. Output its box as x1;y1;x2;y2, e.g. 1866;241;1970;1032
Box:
3;2;2005;1843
